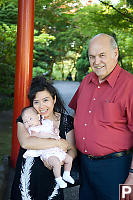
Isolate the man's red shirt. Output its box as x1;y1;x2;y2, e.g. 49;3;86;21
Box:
69;64;133;156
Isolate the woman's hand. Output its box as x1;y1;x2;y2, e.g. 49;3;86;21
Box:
66;129;77;159
57;139;69;152
30;130;59;140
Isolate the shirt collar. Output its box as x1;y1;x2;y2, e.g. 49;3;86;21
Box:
88;63;121;88
106;63;121;88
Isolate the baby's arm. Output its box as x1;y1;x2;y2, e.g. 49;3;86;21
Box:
53;127;60;136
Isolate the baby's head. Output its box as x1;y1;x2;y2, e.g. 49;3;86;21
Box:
21;107;40;129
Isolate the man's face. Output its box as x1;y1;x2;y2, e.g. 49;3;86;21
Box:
88;36;118;81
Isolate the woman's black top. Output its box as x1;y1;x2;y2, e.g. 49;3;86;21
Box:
10;113;74;200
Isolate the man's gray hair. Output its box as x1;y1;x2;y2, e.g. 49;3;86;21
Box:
88;33;118;50
110;36;118;49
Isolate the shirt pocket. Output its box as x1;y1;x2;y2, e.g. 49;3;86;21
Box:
97;102;125;124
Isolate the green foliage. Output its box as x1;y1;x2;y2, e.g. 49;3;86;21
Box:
70;1;133;80
0;62;15;110
0;0;5;6
0;0;133;110
75;44;90;81
0;23;17;65
0;23;16;108
0;2;17;110
33;31;56;77
0;63;15;95
52;51;78;80
127;0;133;6
0;23;16;95
34;33;55;44
0;96;14;111
33;66;46;77
34;0;82;78
0;2;18;25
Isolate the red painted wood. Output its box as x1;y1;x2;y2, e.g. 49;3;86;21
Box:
11;0;35;168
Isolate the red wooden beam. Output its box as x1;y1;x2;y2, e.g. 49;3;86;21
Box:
11;0;35;168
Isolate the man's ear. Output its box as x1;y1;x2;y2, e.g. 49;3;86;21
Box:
114;48;119;60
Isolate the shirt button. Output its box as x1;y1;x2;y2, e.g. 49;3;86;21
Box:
93;98;96;100
89;110;91;113
98;86;100;88
84;123;87;126
83;137;85;140
85;150;87;153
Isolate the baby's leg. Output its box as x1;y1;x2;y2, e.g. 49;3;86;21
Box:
48;156;61;178
48;156;67;188
63;154;75;184
63;154;73;171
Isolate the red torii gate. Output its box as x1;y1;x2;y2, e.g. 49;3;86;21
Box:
11;0;35;168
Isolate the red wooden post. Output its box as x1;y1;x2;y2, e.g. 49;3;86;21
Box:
11;0;35;168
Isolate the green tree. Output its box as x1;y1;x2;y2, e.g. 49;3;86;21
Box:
0;2;18;25
75;43;90;81
33;31;56;78
34;0;82;78
71;1;133;80
0;1;17;110
0;24;17;90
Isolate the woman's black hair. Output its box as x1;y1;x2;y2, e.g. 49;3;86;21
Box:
28;76;67;113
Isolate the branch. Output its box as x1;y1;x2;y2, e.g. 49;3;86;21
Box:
99;0;133;23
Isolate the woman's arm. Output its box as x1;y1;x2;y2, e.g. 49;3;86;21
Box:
17;122;68;151
30;129;60;140
66;129;77;159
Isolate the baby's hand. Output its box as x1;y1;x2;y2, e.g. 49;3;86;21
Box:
54;127;59;135
52;127;60;140
30;130;38;137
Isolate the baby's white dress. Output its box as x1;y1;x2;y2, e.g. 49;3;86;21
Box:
23;119;66;162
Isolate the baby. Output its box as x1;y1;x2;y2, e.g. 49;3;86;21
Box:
21;107;75;188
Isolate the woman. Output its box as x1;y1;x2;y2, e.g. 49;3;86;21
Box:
11;76;77;200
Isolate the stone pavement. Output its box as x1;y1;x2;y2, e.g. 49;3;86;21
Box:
0;80;80;200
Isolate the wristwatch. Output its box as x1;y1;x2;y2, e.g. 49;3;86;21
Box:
129;168;133;173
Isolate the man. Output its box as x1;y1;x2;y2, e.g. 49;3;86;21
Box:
69;33;133;200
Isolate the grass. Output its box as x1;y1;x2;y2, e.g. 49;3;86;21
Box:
0;97;13;111
0;132;12;165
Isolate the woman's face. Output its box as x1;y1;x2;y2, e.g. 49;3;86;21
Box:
33;90;56;120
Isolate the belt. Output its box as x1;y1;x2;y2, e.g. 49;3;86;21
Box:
87;149;133;160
